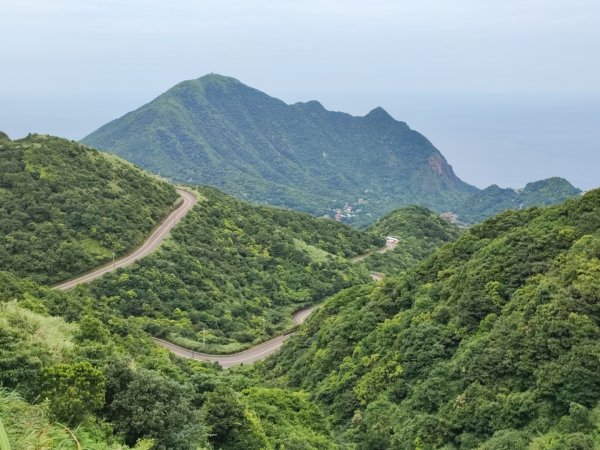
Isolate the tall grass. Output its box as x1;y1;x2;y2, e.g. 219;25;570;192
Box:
0;301;75;360
0;390;82;449
0;417;10;450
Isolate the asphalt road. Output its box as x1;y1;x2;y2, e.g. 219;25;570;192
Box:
54;188;197;290
155;245;394;368
153;305;318;368
351;239;398;263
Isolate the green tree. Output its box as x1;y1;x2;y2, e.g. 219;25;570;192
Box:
202;385;268;450
40;361;105;423
105;366;204;450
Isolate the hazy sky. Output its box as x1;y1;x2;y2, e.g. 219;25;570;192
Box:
1;0;598;189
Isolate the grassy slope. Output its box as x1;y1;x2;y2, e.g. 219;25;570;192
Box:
0;133;177;284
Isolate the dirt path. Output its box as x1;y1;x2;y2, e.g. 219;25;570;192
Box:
54;189;197;290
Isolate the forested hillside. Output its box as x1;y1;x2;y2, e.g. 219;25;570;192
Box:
362;205;462;275
82;74;478;225
2;128;596;449
0;133;177;283
84;186;383;353
0;271;339;449
0;133;385;449
456;177;581;223
265;189;600;448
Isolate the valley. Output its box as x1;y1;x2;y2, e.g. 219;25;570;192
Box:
3;1;597;448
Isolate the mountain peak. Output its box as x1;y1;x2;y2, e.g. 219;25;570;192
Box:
523;177;579;191
87;76;578;226
364;106;395;122
195;73;242;86
0;131;10;141
292;100;326;112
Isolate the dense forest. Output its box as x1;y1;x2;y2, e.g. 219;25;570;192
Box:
264;189;600;448
362;205;462;275
81;186;382;352
0;133;177;283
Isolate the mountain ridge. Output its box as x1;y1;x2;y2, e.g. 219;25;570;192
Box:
82;74;478;225
82;74;581;224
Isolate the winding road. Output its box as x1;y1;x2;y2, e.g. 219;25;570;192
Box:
154;304;322;368
52;187;392;368
154;256;393;368
54;188;197;290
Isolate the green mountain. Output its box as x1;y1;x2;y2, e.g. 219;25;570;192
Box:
0;133;177;283
265;189;600;448
455;177;582;223
362;205;463;275
85;186;382;353
82;74;480;225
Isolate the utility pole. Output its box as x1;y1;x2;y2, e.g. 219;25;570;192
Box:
112;251;115;270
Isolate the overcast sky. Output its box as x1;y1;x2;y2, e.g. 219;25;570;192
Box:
1;0;598;189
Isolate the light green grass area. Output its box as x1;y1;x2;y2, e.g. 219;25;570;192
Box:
0;416;10;450
0;302;75;360
293;238;335;262
0;390;153;450
79;238;112;260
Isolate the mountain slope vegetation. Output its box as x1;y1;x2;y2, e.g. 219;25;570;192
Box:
0;274;342;449
265;189;600;448
2;125;595;449
84;186;383;352
0;133;177;283
82;74;478;225
0;132;376;449
456;177;582;223
362;205;462;275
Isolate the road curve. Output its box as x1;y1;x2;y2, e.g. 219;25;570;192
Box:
156;241;397;368
54;188;197;290
351;239;398;263
154;305;318;368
